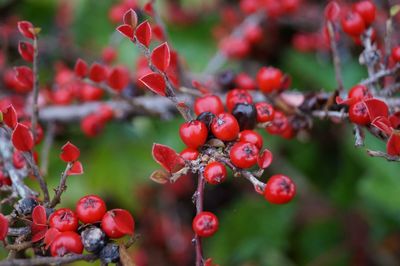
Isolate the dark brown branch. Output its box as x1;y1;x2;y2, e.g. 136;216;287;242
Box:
193;168;205;266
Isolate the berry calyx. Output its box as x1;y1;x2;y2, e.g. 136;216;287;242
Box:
264;174;296;204
49;208;79;232
179;121;208;149
204;162;227;185
194;95;224;115
229;141;259;169
257;67;283;93
192;211;219;237
50;231;84;257
211;113;240;141
76;195;107;224
238;130;263;149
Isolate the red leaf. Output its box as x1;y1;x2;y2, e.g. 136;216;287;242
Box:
31;224;48;242
107;66;130;91
151;42;170;72
12;123;34;151
110;209;135;235
123;9;138;29
17;21;35;39
152;143;185;173
335;96;357;106
152;24;165;41
74;58;88;78
135;21;152;48
89;63;107;83
324;1;341;21
14;66;33;90
257;149;273;169
117;24;134;40
365;98;389;121
67;161;84;175
389;112;400;129
139;72;166;96
18;41;34;62
371;116;392;135
387;134;400;156
2;105;18;129
144;2;154;15
0;213;8;241
60;141;80;162
44;228;60;249
32;205;47;225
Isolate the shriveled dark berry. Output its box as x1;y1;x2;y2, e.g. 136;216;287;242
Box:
197;112;215;130
231;103;257;130
15;197;37;216
81;226;106;253
217;70;235;91
99;243;120;263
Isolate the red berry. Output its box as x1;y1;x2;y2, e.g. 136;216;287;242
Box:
229;141;259;169
81;114;105;137
204;162;227;185
49;208;79;232
264;174;296;204
244;24;263;44
76;195;107;224
180;148;199;161
348;84;372;102
341;12;366;36
194;95;224;115
238;130;263;149
352;1;376;25
226;89;253;113
50;231;83;257
101;209;135;239
257;67;283;93
255;102;275;123
266;111;290;135
349;101;370;125
179;121;208;149
392;46;400;63
211;113;240;141
235;73;256;90
13;151;26;169
240;0;259;14
192;211;218;237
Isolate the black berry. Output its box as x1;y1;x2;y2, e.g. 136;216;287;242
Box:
99;243;120;263
15;197;37;216
231;103;257;130
81;226;106;253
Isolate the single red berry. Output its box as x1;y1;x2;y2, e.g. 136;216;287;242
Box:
244;24;263;44
194;95;224;115
204;162;227;185
180;148;199;161
392;46;400;63
50;231;83;257
266;111;290;135
192;211;218;237
230;141;259;169
348;84;372;102
349;101;370;125
240;0;259;14
264;174;296;204
255;102;275;123
81;114;105;137
235;73;256;90
226;89;253;113
179;121;208;149
76;195;107;224
101;209;135;239
211;113;240;141
341;12;366;36
238;130;263;149
352;1;376;25
49;208;79;232
257;67;283;93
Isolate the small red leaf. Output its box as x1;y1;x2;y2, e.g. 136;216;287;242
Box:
151;42;170;72
257;149;273;169
32;205;47;225
60;141;80;162
335;96;357;106
107;66;130;91
139;72;166;96
111;209;135;235
364;98;389;121
89;63;107;83
2;105;18;129
0;213;8;241
44;228;60;249
74;58;88;78
135;21;152;48
14;66;33;90
387;134;400;156
67;160;84;175
117;24;134;39
31;224;48;242
371;116;392;135
18;41;34;62
12;123;34;151
152;143;185;173
152;24;165;41
324;1;341;21
123;9;138;29
144;2;154;16
17;21;35;39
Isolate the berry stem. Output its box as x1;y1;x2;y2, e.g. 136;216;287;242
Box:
31;37;40;142
49;162;73;208
194;168;205;266
326;21;344;92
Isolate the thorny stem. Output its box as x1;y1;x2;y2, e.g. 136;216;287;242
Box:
31;37;40;142
327;21;344;92
49;162;73;208
194;168;205;266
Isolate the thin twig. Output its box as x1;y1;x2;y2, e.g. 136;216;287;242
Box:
40;122;56;176
0;254;98;266
367;150;400;162
21;152;49;203
193;168;205;266
31;37;40;141
49;162;73;208
327;21;344;92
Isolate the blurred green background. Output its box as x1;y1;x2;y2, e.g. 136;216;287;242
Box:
1;0;400;265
